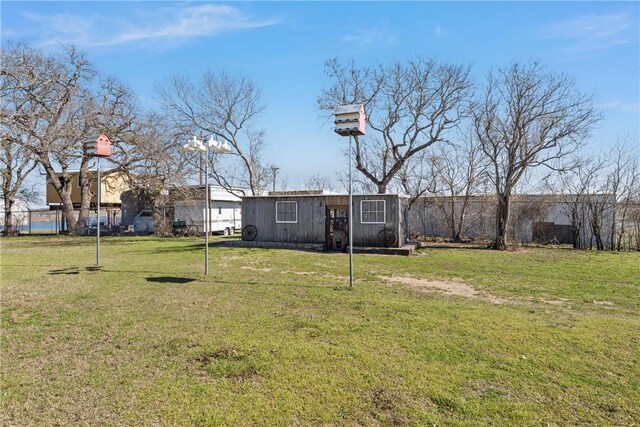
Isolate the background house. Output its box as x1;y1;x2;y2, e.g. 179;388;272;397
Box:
46;169;131;229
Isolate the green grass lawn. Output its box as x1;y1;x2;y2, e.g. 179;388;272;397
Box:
1;236;639;426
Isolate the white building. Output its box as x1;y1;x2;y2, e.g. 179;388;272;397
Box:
173;185;243;235
127;185;245;235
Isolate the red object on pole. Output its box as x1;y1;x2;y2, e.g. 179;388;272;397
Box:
84;134;113;158
82;133;112;267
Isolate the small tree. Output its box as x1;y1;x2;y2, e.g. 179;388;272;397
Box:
395;151;438;238
318;58;472;194
114;113;190;236
628;193;640;251
430;136;488;242
397;150;437;208
157;71;272;196
0;111;38;236
606;136;640;251
473;62;599;249
551;157;597;249
304;174;335;192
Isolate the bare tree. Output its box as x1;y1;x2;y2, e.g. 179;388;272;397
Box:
113;113;191;236
430;137;489;242
318;58;472;194
396;150;437;208
157;71;272;196
628;192;640;251
395;150;438;239
585;170;610;251
1;42;137;234
77;76;137;227
1;42;93;233
473;62;599;249
550;157;594;249
606;135;640;251
552;140;639;251
304;174;335;192
0;60;39;235
336;170;378;194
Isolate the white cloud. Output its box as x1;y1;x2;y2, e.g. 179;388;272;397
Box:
541;12;634;52
595;101;640;113
19;4;280;48
434;24;443;39
621;103;640;113
343;28;397;48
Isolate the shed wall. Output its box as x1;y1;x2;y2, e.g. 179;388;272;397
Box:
351;195;403;247
242;195;407;248
242;197;326;244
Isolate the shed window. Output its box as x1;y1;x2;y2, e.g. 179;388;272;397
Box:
361;200;385;224
276;201;297;223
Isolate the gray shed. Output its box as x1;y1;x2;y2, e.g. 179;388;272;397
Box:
241;192;408;250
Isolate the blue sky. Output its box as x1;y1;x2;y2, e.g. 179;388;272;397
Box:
2;1;639;190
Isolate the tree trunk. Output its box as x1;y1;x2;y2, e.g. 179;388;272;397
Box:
454;197;471;243
571;221;581;249
3;196;17;236
570;207;581;249
571;226;580;249
494;195;510;250
616;205;629;251
609;201;617;251
152;196;167;236
76;158;93;235
40;160;79;233
591;216;604;251
454;209;467;243
449;197;458;241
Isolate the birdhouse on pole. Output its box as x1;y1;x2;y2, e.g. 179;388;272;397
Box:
83;134;113;158
334;104;366;136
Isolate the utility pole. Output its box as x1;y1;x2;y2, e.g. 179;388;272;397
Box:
270;166;280;193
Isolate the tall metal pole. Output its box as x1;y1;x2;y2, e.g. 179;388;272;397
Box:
271;166;279;193
204;147;209;275
348;135;353;289
96;157;101;266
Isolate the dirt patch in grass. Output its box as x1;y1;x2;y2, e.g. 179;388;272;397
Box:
368;388;408;425
380;275;508;305
469;380;515;400
593;300;615;306
542;298;569;306
439;262;462;271
240;265;348;284
241;266;273;272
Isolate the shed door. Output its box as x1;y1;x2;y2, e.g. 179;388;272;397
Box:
325;207;348;251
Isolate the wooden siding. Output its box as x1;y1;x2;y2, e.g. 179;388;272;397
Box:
242;196;326;244
352;195;403;247
242;194;407;248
